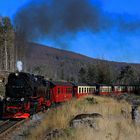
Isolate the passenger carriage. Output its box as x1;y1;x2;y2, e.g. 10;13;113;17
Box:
127;85;134;93
96;84;112;95
75;83;96;98
113;85;127;94
127;85;140;94
50;81;73;103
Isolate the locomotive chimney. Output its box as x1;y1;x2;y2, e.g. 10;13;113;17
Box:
16;61;23;72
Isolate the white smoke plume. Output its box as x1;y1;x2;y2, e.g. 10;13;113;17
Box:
16;61;23;72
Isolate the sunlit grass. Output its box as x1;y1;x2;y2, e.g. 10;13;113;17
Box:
26;95;140;140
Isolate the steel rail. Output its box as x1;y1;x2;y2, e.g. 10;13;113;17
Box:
0;120;9;126
0;120;19;134
0;119;28;140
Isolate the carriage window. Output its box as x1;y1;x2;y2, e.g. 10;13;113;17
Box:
58;88;60;94
107;88;109;92
70;88;71;93
79;88;81;93
82;88;83;93
66;88;68;93
84;88;86;93
100;88;102;92
90;88;92;92
66;88;71;94
89;88;91;93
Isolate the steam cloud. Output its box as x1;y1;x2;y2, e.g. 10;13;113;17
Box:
16;61;23;72
14;0;140;42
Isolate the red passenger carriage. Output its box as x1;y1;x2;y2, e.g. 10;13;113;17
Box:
50;81;73;103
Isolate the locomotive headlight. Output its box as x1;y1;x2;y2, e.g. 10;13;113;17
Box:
6;97;10;101
21;98;24;101
15;73;19;76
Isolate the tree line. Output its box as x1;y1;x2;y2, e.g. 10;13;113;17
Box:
78;61;140;85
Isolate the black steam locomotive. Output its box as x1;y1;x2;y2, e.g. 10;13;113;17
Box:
3;72;51;119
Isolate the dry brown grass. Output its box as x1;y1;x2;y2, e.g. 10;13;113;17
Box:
26;95;140;140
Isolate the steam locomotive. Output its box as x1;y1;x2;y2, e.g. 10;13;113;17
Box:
2;71;140;119
3;72;51;119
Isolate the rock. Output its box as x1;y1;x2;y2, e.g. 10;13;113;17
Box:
45;129;65;140
70;113;102;129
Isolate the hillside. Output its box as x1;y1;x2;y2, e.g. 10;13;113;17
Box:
25;42;140;81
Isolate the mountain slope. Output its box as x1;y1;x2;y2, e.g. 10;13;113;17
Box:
25;42;140;81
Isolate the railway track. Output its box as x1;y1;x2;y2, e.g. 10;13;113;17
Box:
0;120;19;134
0;119;26;139
0;120;10;127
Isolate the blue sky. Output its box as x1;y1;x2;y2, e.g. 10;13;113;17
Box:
0;0;140;63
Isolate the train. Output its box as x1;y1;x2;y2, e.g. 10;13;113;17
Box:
1;71;140;119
